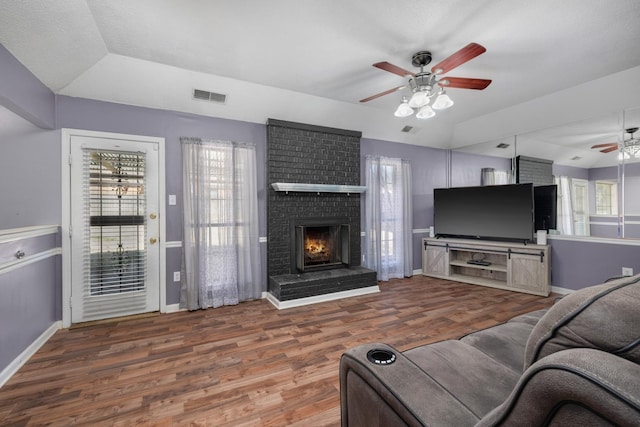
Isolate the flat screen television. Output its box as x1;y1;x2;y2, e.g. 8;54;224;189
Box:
434;183;535;242
534;184;557;231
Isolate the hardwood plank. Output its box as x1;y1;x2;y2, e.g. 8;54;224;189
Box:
0;276;556;425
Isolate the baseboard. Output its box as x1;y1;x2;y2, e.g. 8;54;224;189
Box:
165;293;272;312
266;285;380;310
164;303;186;313
413;268;422;276
0;320;61;388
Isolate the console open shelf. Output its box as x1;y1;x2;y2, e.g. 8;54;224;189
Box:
449;259;508;272
422;237;550;296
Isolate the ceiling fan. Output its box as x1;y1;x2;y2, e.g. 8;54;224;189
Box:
591;127;640;154
360;43;492;118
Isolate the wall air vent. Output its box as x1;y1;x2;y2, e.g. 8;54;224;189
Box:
193;89;227;104
496;143;511;149
401;126;414;133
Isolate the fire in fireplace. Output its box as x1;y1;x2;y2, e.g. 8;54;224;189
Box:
294;219;350;272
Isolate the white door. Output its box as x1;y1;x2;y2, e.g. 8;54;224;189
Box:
69;135;160;323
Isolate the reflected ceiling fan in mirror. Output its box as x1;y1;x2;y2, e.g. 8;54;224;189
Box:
591;127;640;158
360;43;492;119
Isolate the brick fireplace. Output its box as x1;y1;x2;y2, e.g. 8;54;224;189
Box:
266;119;378;307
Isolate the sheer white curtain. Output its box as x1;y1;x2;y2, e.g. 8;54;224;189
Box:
481;168;512;185
181;138;261;310
364;156;413;281
555;176;575;235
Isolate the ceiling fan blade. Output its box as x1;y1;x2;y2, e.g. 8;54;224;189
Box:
591;142;619;149
431;43;487;75
359;86;406;103
373;62;414;77
438;77;492;90
601;146;619;153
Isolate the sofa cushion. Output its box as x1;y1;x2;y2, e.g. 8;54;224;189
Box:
403;340;521;418
507;308;547;326
460;321;535;373
524;275;640;369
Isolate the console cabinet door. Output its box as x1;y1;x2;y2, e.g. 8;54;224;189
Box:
508;252;550;296
423;244;449;277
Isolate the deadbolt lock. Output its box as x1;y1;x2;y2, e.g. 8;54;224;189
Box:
149;213;157;219
149;237;157;244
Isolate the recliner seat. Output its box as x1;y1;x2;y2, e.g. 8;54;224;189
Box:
340;275;640;426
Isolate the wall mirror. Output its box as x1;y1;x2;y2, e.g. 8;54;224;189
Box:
452;106;640;240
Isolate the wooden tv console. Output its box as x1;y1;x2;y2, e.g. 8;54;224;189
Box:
422;237;550;296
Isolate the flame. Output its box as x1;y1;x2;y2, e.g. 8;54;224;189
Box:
305;238;326;254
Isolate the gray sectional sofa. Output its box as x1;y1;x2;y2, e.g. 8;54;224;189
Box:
340;275;640;426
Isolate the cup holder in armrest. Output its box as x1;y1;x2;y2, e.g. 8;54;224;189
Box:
367;348;396;365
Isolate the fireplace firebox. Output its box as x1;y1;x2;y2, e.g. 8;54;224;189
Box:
294;219;350;272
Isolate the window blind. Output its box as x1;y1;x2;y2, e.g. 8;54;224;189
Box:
83;150;148;300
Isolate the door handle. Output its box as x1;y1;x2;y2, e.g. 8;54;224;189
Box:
149;213;157;219
149;237;157;245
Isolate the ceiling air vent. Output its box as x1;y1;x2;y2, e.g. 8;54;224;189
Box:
193;89;227;104
496;143;510;149
401;125;414;133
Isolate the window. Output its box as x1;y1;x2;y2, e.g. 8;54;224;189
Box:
571;179;589;236
87;150;147;296
595;181;618;216
379;164;397;258
364;156;412;281
181;138;261;309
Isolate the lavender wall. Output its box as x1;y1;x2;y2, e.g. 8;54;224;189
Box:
549;237;640;289
0;125;61;229
361;138;448;271
56;96;268;305
0;48;62;379
0;231;60;376
2;42;640;340
0;44;55;129
624;162;640;215
451;151;512;187
553;163;589;180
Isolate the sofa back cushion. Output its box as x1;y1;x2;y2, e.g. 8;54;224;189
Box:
524;275;640;370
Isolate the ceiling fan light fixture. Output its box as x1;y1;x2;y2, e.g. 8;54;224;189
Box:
365;43;490;119
394;97;414;117
416;105;435;119
408;90;430;108
433;93;454;110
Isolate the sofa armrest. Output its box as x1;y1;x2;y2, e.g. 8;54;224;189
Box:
476;348;640;426
340;343;479;427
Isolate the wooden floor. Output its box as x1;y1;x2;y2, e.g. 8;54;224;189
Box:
0;276;556;426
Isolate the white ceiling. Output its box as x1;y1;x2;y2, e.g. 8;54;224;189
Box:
1;0;640;165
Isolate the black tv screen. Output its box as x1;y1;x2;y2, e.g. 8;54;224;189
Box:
434;183;535;242
534;185;557;231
